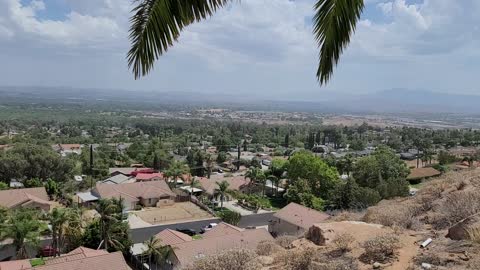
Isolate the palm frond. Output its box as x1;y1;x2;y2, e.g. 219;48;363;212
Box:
128;0;233;79
313;0;364;85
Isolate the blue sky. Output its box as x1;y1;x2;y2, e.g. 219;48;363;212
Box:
1;0;480;100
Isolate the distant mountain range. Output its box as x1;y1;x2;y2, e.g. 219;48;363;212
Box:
1;86;480;114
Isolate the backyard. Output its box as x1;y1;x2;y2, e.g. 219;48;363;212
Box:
131;202;214;225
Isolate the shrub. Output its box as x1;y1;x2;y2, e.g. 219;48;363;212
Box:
361;234;400;263
219;210;241;226
363;201;422;230
184;249;260;270
256;240;283;256
441;190;480;225
467;227;480;244
275;235;297;249
280;248;314;270
333;233;355;253
310;257;359;270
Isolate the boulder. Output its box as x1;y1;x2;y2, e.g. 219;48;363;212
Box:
306;221;389;246
446;214;480;240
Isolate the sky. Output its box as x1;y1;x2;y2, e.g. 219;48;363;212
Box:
1;0;480;100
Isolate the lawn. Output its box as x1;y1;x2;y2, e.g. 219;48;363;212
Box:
30;258;45;267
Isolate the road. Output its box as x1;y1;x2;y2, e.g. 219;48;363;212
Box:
0;212;275;260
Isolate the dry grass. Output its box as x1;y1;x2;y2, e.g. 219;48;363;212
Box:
361;234;400;263
441;190;480;226
275;235;297;249
332;233;355;253
467;227;480;244
362;200;422;230
280;248;314;270
256;240;283;256
184;249;260;270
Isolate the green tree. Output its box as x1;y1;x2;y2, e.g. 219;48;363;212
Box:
127;0;363;85
25;178;43;188
94;198;131;252
165;161;189;187
216;152;227;164
284;179;324;211
0;209;46;259
0;182;8;190
48;207;82;256
216;180;230;208
45;179;59;200
333;178;381;209
141;237;173;270
287;151;340;200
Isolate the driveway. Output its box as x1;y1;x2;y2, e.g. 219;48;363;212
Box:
223;200;273;216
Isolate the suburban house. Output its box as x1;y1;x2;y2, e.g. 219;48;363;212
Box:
136;173;164;182
93;181;176;211
52;144;82;156
100;174;134;185
201;222;245;238
167;228;273;269
197;175;250;201
0;187;53;211
407;167;441;183
269;202;330;236
0;247;131;270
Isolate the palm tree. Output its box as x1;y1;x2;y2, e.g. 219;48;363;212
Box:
49;207;82;256
127;0;363;85
205;154;214;179
189;178;201;199
267;175;279;197
95;198;123;251
1;209;46;259
257;173;267;197
245;167;264;194
141;237;173;270
165;161;189;188
216;180;230;208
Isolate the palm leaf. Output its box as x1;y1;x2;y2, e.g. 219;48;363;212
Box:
128;0;233;79
313;0;364;85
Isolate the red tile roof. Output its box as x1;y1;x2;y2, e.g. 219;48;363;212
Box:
273;202;330;229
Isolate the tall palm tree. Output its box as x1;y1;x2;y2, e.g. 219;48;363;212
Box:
0;209;46;259
216;180;230;208
165;161;189;188
95;199;122;251
245;167;264;194
267;175;279;197
141;237;173;270
127;0;363;85
189;178;201;199
205;154;214;179
49;207;82;256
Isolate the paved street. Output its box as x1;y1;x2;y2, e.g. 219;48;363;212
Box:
223;200;273;216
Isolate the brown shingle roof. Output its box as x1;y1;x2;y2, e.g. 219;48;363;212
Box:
407;167;441;180
95;180;175;201
35;252;131;270
172;229;273;267
273;202;330;229
0;259;30;270
202;222;244;238
155;229;193;246
0;187;51;209
45;247;108;265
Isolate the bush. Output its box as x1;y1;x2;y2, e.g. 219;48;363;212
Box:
333;233;355;253
184;249;260;270
441;190;480;225
256;240;283;256
219;210;241;226
275;235;297;249
363;200;422;230
280;248;314;270
361;234;400;263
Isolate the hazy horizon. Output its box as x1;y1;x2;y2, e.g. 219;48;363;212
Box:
1;0;480;99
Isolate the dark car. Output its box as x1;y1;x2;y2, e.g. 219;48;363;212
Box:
176;228;197;236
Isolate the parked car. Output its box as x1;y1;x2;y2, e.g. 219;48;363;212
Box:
200;223;218;233
176;228;197;236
